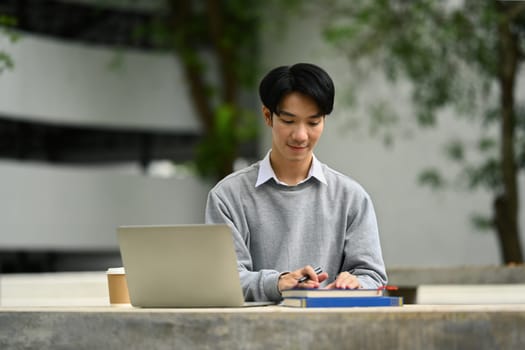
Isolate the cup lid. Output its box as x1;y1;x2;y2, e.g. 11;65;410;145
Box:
106;267;125;274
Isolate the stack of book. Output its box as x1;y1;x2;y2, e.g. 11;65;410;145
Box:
281;287;403;308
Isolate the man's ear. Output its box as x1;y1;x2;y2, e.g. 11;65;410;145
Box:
262;106;273;127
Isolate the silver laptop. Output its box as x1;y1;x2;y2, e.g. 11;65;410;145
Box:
117;224;273;308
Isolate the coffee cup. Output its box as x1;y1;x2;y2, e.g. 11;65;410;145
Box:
106;267;131;306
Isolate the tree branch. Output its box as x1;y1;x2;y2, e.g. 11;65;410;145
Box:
168;0;215;132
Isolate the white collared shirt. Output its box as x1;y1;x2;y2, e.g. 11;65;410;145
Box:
255;150;327;187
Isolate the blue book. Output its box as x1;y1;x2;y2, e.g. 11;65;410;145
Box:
281;296;403;308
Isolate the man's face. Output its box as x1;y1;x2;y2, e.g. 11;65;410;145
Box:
264;92;325;165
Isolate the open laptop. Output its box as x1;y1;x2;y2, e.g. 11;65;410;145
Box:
117;224;274;308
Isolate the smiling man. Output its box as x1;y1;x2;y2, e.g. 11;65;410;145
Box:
205;63;387;302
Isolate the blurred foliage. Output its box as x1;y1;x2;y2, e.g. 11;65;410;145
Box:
130;0;264;180
471;212;496;231
320;0;524;182
445;139;465;163
195;103;258;178
172;0;262;181
369;101;399;147
417;168;445;190
315;0;525;263
0;14;20;74
319;2;521;178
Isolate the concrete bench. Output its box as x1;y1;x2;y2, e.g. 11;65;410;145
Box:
2;305;525;349
387;265;525;303
0;271;109;307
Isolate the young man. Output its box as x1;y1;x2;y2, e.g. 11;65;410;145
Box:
205;63;387;302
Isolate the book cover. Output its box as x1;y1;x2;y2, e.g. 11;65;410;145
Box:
281;288;384;299
281;296;403;308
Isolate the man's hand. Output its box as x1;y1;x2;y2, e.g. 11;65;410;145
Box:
325;271;362;289
278;265;329;292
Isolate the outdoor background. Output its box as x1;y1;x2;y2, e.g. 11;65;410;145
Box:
1;0;524;271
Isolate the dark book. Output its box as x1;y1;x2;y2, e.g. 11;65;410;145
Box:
282;288;384;299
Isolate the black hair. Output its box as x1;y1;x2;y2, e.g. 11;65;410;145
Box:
258;63;335;115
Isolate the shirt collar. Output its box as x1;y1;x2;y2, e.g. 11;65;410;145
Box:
255;150;327;187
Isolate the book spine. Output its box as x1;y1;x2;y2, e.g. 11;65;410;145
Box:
286;296;403;308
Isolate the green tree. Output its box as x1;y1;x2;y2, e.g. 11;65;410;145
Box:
164;0;260;181
320;0;524;263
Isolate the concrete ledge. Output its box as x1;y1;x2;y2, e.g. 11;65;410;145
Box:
387;265;525;285
417;284;525;304
387;265;525;303
0;272;109;307
1;305;525;349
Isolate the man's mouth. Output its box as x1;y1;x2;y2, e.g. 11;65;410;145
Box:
288;144;307;151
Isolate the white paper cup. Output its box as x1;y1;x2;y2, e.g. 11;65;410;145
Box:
106;267;131;306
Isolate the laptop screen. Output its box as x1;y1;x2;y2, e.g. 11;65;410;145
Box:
117;224;247;308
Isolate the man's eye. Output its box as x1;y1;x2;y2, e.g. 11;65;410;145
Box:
309;121;321;126
281;119;294;124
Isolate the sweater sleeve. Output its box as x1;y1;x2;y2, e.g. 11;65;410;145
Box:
342;192;388;289
205;190;282;302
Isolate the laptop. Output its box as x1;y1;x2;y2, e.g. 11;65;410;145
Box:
117;224;273;308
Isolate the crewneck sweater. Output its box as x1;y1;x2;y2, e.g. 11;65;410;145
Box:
205;160;387;302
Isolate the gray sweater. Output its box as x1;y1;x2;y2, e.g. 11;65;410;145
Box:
205;161;387;302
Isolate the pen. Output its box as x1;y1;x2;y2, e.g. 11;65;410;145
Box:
298;266;323;283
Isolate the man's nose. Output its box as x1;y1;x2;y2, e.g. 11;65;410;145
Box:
292;123;308;142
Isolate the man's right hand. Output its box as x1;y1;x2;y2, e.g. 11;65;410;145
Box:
278;265;329;292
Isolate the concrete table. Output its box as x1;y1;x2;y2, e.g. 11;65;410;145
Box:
2;305;525;349
1;271;525;349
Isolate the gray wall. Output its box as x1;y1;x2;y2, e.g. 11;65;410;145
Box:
0;35;198;131
0;161;210;250
0;35;209;252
